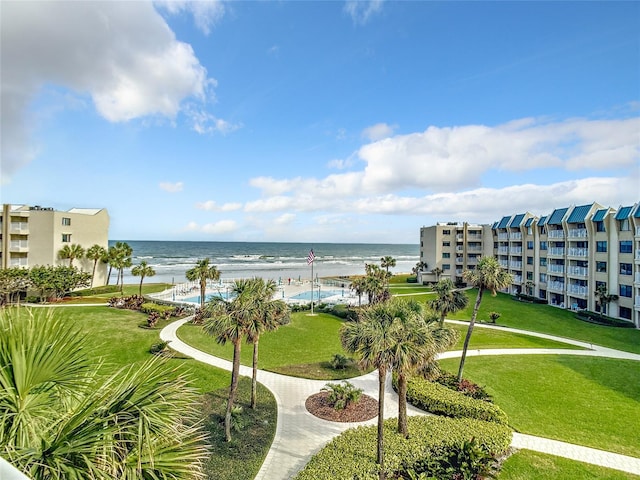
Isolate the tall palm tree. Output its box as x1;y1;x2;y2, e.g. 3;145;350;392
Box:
58;243;85;267
131;260;156;296
107;242;132;292
364;263;388;304
380;256;396;275
186;258;221;309
457;256;513;382
0;308;208;479
202;279;254;442
430;278;469;328
85;244;107;287
244;278;290;409
412;261;428;275
594;283;618;315
431;267;443;282
350;276;367;307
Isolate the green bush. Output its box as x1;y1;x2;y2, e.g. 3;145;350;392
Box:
321;381;363;410
575;311;635;328
140;302;175;317
295;416;512;479
397;374;508;425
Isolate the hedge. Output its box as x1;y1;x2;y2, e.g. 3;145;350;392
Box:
396;374;509;425
295;415;512;479
140;302;175;316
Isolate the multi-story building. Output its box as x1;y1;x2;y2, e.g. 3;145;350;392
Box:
419;202;640;328
0;204;110;286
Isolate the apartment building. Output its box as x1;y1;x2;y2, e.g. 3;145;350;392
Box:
0;204;110;286
419;202;640;328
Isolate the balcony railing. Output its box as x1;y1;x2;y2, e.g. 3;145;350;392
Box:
548;282;565;292
548;230;565;238
467;246;483;252
499;260;509;268
513;276;523;284
636;226;640;236
498;247;510;254
467;256;479;263
9;258;28;267
456;246;464;252
497;233;509;240
456;258;464;264
567;266;588;277
510;247;523;254
468;233;483;240
567;285;588;297
548;247;565;256
568;228;587;238
568;247;588;257
509;232;522;240
548;264;564;274
635;295;640;308
9;240;29;251
635;251;640;261
509;262;523;270
456;269;463;275
635;272;640;284
456;234;464;241
10;222;29;233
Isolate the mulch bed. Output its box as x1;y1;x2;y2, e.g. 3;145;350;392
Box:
305;391;378;423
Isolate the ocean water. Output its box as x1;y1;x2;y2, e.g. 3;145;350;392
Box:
110;240;419;285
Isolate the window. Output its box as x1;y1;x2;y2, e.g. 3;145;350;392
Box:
526;271;533;280
620;241;632;253
619;285;632;297
619;219;630;231
527;226;532;235
527;256;533;265
539;273;547;283
443;241;450;247
595;221;605;232
620;263;632;275
527;241;533;250
619;307;632;320
596;241;607;253
62;234;71;243
493;242;498;249
596;261;607;273
442;264;451;270
62;217;71;226
442;252;450;259
442;229;451;235
540;258;547;267
539;241;547;251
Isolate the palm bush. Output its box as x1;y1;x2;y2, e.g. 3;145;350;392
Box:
322;381;363;410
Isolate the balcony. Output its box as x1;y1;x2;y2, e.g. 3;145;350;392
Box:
567;266;588;277
548;282;565;292
9;258;28;267
636;272;640;285
467;246;483;252
510;247;523;255
456;234;464;241
567;247;588;258
509;262;523;270
509;232;522;240
513;275;523;284
636;250;640;262
468;233;483;240
548;247;565;257
10;222;29;234
499;260;509;268
567;285;588;297
467;256;479;264
456;258;464;264
548;230;565;239
636;227;640;237
635;295;640;309
498;247;510;254
568;228;587;238
456;269;463;275
548;264;565;274
9;240;29;252
497;233;509;240
456;246;464;252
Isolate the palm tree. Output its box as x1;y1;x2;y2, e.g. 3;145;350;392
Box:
412;261;428;275
594;283;619;315
350;276;367;306
430;278;469;328
186;258;221;309
0;308;208;479
380;256;396;275
107;242;133;292
131;260;156;296
85;244;107;287
202;279;254;442
457;256;513;382
364;263;388;304
244;278;290;408
58;243;85;267
431;267;443;282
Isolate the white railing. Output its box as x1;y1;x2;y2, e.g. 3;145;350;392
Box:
456;269;463;275
467;246;483;252
456;258;464;264
499;260;509;268
636;226;640;236
548;230;565;238
548;282;565;292
456;246;464;252
10;222;28;232
548;264;564;274
510;247;523;254
509;232;522;240
498;247;510;254
548;247;565;256
9;258;28;267
513;276;523;284
467;256;479;263
635;295;640;308
468;233;483;240
568;228;587;238
636;250;640;261
568;247;588;257
509;262;523;270
567;285;588;296
10;240;29;250
456;234;464;241
498;233;509;240
539;275;547;284
567;266;588;277
635;273;640;284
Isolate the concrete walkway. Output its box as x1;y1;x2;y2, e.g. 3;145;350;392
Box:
160;318;640;478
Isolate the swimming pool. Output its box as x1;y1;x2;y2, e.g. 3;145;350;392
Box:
288;289;344;301
182;291;235;303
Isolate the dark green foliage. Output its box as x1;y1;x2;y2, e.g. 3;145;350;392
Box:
28;265;91;301
330;353;350;370
575;311;635;328
321;381;363;410
514;293;548;304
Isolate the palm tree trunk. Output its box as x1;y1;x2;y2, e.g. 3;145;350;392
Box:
251;339;259;409
397;371;408;438
139;277;144;296
377;366;386;480
438;312;446;329
225;339;242;442
200;280;206;309
91;260;98;288
457;287;484;382
106;265;112;285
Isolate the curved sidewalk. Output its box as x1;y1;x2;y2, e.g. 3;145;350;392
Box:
160;318;640;479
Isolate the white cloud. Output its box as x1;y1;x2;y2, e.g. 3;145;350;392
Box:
159;181;184;193
274;213;296;225
196;200;243;211
0;1;220;181
344;0;384;25
361;122;397;141
154;0;226;35
185;219;239;234
186;107;242;135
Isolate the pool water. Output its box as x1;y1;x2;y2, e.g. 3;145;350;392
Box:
183;291;235;303
289;289;344;301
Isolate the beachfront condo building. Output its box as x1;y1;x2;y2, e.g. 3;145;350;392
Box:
0;204;110;286
419;202;640;328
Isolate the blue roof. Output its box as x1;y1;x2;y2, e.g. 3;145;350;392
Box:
538;215;548;226
547;207;568;225
491;221;498;229
615;206;633;220
508;213;525;228
525;217;534;227
497;215;512;229
635;205;640;219
592;209;608;222
566;204;592;224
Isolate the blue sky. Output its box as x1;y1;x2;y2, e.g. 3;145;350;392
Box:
2;0;638;244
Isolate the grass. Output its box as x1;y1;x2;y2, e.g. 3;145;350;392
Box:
178;311;367;379
446;290;640;354
17;304;276;480
389;286;435;295
447;323;584;350
439;355;640;457
499;450;640;480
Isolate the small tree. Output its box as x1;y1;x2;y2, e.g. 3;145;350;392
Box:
186;258;221;309
58;243;85;268
488;311;501;324
85;244;107;287
594;283;619;315
131;260;156;296
321;381;363;410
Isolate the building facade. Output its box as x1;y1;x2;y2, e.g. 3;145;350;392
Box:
419;202;640;328
0;204;110;286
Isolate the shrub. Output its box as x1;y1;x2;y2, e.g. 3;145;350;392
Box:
406;276;418;283
428;371;493;402
396;374;508;425
514;293;547;304
149;341;172;356
330;353;350;370
140;302;174;318
321;381;363;410
108;295;145;310
295;416;512;479
575;311;635;328
488;311;501;324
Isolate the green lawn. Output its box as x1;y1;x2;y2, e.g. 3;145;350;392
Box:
499;450;640;480
439;355;640;458
447;290;640;354
448;323;584;350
